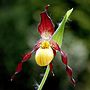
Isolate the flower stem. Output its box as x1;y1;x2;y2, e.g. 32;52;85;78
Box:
38;65;50;90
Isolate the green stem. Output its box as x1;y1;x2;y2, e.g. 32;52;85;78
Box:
38;65;50;90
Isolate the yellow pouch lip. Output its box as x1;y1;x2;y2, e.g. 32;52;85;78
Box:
35;47;54;66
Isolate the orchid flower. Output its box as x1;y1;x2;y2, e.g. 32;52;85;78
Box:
11;5;75;86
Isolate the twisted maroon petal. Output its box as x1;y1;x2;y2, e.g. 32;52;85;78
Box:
51;42;76;86
49;63;54;76
71;78;76;87
66;65;72;77
11;52;32;81
11;62;23;81
66;66;76;86
11;43;40;81
50;40;60;51
17;52;32;73
16;62;22;73
60;50;67;65
49;63;53;72
45;4;50;11
38;6;54;38
22;52;32;62
60;50;76;86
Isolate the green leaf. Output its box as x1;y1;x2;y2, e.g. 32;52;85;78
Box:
52;8;73;47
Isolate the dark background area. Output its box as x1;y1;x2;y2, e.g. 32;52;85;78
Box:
0;0;90;90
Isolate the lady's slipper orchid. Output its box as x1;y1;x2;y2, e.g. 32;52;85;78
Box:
11;5;75;86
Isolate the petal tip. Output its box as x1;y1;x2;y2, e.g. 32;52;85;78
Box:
45;4;50;11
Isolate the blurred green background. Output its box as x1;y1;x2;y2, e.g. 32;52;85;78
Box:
0;0;90;90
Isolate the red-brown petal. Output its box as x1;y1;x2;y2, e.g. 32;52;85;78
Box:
38;10;54;38
11;50;33;81
45;4;50;11
11;39;41;82
66;66;76;86
11;62;22;81
71;78;76;87
11;41;41;82
50;40;60;51
60;50;68;65
49;63;54;76
66;65;72;77
49;63;53;72
58;47;75;86
22;52;32;62
16;62;22;73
